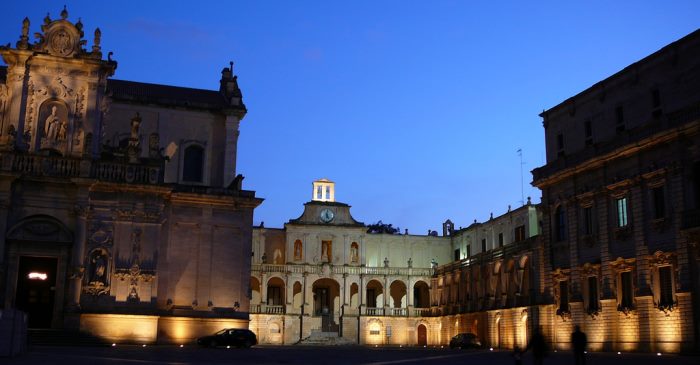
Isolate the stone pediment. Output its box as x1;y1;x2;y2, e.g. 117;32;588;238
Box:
287;201;364;227
13;6;103;60
7;215;73;243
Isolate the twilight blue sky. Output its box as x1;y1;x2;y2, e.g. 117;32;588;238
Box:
3;1;699;233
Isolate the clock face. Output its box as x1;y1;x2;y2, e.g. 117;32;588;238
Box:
320;208;335;223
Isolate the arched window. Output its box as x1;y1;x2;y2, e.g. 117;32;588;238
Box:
183;145;204;182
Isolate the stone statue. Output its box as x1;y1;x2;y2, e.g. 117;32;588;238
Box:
44;105;61;141
58;120;68;141
130;112;141;142
89;251;107;285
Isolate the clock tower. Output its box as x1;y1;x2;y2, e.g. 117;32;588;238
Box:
287;179;363;226
312;178;335;202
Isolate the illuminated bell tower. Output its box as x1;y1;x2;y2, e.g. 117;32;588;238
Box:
312;178;335;202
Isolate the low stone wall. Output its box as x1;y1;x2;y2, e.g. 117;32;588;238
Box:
80;314;248;345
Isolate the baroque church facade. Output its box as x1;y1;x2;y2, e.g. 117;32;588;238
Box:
0;9;261;343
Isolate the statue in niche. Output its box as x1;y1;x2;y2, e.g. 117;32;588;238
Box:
321;240;332;262
130;112;141;143
273;248;282;264
148;133;161;159
350;243;359;263
58;120;68;141
88;249;108;286
39;101;69;151
44;106;61;141
294;240;303;260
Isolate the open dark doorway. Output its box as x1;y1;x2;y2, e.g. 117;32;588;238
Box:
15;256;58;328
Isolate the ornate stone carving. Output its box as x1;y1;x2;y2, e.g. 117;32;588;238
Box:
88;220;114;247
148;133;161;159
648;251;674;267
38;101;70;153
6;215;73;243
580;262;600;277
17;17;30;50
37;77;75;98
127;113;142;163
24;81;35;136
610;257;636;272
69;265;85;279
83;248;110;296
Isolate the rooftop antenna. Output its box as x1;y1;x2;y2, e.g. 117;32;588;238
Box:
517;148;525;205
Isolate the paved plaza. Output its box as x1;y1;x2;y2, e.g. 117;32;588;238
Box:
4;345;699;365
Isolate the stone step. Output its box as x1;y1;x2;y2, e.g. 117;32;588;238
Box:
297;331;357;346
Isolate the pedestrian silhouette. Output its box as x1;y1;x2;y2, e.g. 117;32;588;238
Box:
512;346;523;365
571;325;587;365
525;326;548;365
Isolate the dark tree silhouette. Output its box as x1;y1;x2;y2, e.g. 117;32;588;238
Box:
366;221;399;234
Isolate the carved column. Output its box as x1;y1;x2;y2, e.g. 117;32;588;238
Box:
67;203;88;310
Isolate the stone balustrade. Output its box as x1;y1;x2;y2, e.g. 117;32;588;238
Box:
252;263;433;277
1;152;163;185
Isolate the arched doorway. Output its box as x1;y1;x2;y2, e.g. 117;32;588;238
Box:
312;278;340;332
6;215;73;329
413;281;430;309
417;324;427;346
365;279;384;315
266;277;285;312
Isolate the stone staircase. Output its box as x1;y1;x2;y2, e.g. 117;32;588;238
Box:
296;330;357;346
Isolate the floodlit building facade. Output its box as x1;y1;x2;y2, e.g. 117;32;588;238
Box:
250;179;542;346
0;9;261;344
1;8;699;354
532;29;700;353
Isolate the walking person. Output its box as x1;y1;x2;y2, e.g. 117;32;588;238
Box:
571;325;588;365
512;346;523;365
525;326;548;365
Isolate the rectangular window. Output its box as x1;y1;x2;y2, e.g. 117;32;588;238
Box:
514;225;526;242
558;280;569;313
454;249;460;261
652;186;665;219
620;271;634;309
587;276;599;312
498;233;504;247
325;186;331;200
556;133;564;157
466;245;471;258
584;120;593;145
659;266;674;308
583;206;593;235
652;89;661;108
267;286;282;305
616;106;625;133
316;186;322;200
481;239;486;253
556;207;567;241
616;197;628;227
367;289;376;307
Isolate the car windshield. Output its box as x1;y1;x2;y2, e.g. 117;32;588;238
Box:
215;329;228;335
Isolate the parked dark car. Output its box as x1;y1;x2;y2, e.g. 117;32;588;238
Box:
197;328;257;348
449;333;481;349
